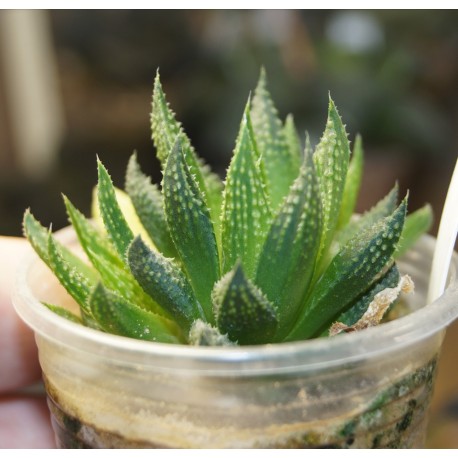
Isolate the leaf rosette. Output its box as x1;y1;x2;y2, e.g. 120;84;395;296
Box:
24;70;432;345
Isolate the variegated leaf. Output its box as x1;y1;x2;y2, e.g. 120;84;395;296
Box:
163;137;220;320
90;185;152;244
256;149;322;340
127;236;205;332
89;283;183;344
251;69;300;209
125;153;177;258
212;263;277;345
286;197;407;341
220;101;272;278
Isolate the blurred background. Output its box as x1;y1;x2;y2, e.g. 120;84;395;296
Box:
0;9;457;447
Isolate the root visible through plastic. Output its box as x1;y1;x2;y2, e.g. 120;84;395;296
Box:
330;275;414;336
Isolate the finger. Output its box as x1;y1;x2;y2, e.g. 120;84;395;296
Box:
0;396;55;448
0;237;42;393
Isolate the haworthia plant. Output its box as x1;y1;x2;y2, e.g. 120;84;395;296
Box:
23;69;433;346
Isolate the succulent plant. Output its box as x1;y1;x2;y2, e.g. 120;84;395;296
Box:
23;70;432;346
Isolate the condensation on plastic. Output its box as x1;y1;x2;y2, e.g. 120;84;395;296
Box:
13;228;458;448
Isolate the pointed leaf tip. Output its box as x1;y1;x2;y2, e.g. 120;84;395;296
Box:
251;69;301;209
213;263;277;345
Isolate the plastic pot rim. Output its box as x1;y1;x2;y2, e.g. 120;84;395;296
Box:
13;227;458;375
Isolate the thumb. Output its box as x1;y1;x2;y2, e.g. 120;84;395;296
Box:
0;237;42;393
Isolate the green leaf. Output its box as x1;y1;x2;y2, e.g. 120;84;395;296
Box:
23;210;99;326
395;204;433;258
286;197;407;341
188;319;235;347
337;133;364;229
46;233;99;327
91;184;152;244
304;131;313;162
212;263;277;345
251;68;300;209
220;101;272;278
283;113;303;163
125;153;177;258
64;195;124;269
255;150;322;340
89;283;182;344
43;302;83;324
64;196;169;318
127;236;205;332
336;183;399;248
201;164;224;246
163;138;220;321
330;264;400;330
151;71;223;231
313;96;351;265
97;159;134;259
23;209;96;281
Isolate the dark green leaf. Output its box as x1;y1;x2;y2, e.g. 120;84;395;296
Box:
89;283;182;343
251;68;300;208
286;197;407;341
256;150;322;340
127;236;204;332
163;137;220;320
213;263;277;345
125;153;177;258
330;264;400;330
221;101;272;278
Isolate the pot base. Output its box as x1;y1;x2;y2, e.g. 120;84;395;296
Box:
44;357;437;449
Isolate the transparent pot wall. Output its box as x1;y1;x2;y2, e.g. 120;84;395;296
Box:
14;232;458;448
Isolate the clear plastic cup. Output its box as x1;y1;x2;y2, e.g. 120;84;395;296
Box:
13;228;458;448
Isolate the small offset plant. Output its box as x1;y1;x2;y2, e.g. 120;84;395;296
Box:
24;70;432;346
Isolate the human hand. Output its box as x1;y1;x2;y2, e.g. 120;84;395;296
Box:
0;236;55;448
